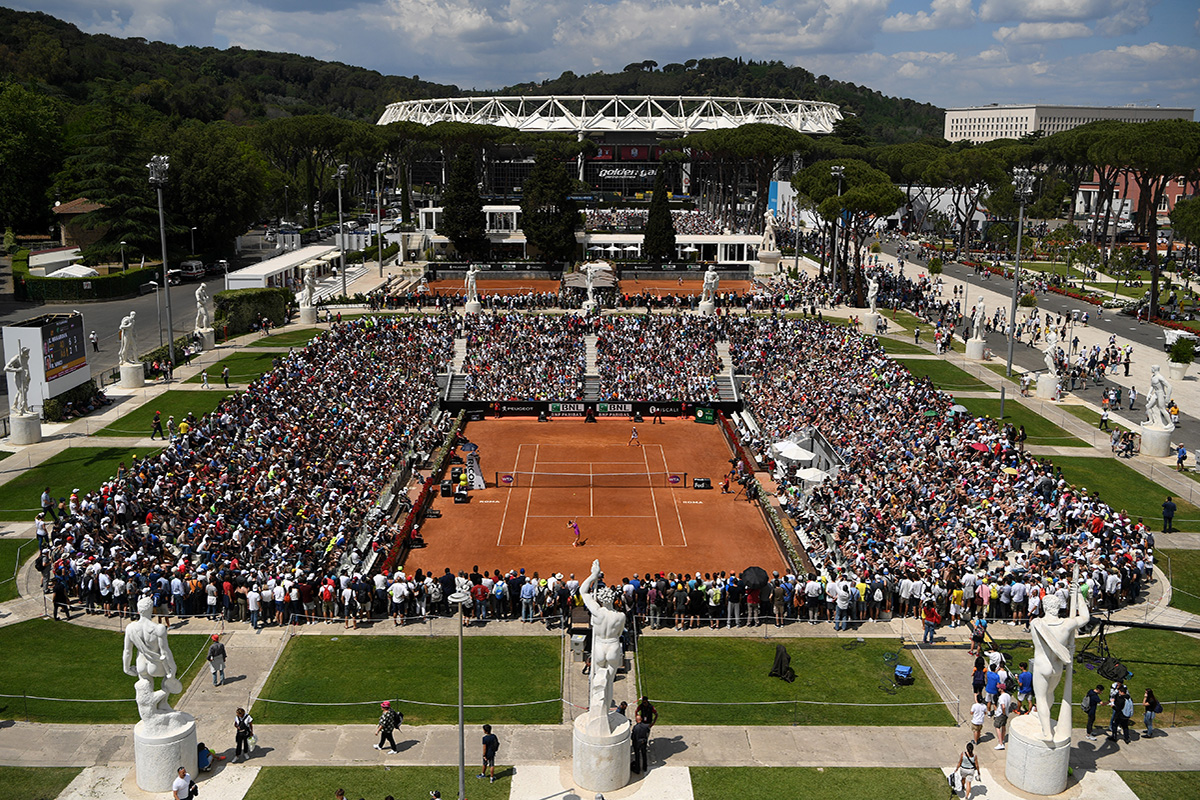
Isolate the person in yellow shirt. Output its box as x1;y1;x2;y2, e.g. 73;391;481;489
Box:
950;585;965;628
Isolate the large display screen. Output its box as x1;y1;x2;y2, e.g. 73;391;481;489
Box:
42;315;87;383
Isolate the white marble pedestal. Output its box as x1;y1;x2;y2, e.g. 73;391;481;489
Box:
1141;425;1173;458
965;338;987;360
863;312;881;334
698;301;715;316
573;712;632;793
134;718;197;793
755;250;782;278
196;328;215;351
9;413;42;445
119;363;144;389
1005;715;1071;795
465;300;482;315
1036;373;1059;400
299;306;317;325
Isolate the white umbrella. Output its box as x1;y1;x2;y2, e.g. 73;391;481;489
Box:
796;467;828;482
606;245;621;254
771;441;816;462
682;245;699;253
624;245;640;252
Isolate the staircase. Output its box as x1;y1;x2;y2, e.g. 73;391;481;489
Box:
583;375;602;401
452;338;468;371
713;375;738;403
444;373;468;402
585;335;599;373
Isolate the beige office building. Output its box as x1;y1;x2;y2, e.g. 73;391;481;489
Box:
943;104;1193;143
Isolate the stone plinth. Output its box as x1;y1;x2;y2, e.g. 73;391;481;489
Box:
863;312;881;335
965;338;987;361
465;300;482;315
1036;373;1059;400
119;362;144;389
698;301;716;317
1141;425;1173;458
9;413;42;445
1004;714;1071;796
755;250;782;277
134;717;197;793
299;306;317;325
196;328;215;351
572;712;632;793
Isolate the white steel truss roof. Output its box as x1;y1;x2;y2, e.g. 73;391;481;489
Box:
376;95;842;134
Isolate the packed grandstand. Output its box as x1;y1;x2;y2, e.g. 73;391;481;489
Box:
39;268;1153;635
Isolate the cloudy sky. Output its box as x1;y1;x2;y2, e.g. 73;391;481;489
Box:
14;0;1200;110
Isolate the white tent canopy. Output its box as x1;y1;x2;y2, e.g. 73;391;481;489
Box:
45;265;98;278
796;467;828;482
770;440;815;462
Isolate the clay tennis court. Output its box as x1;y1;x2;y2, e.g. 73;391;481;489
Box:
406;417;786;579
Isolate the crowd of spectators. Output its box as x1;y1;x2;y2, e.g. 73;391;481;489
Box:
460;313;588;401
595;315;724;402
583;208;752;236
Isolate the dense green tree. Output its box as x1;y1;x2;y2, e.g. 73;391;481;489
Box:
0;82;62;235
922;149;1006;249
643;165;676;266
438;144;488;260
520;150;579;266
252;115;352;228
169;122;268;255
1171;197;1200;269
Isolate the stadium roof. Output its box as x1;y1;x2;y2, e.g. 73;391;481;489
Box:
376;95;842;135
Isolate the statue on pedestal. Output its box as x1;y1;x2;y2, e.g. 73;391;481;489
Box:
761;210;778;252
701;265;720;304
971;296;986;341
194;284;212;331
465;263;480;305
1029;570;1089;740
118;312;138;365
867;274;879;315
123;597;190;737
584;263;604;307
4;345;32;416
579;559;625;734
1144;365;1173;430
297;266;316;309
1042;331;1059;377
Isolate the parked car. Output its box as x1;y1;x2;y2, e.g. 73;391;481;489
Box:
179;260;205;281
1163;329;1199;351
205;259;229;275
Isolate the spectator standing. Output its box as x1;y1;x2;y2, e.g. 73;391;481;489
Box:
233;707;254;763
374;701;400;753
207;634;227;687
1144;688;1161;737
969;693;987;744
631;713;651;774
993;684;1012;749
1082;684;1102;739
477;724;499;782
172;766;194;800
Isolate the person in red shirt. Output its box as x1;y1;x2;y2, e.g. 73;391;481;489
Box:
470;581;490;624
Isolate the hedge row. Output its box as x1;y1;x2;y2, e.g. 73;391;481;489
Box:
213;287;292;337
11;249;161;303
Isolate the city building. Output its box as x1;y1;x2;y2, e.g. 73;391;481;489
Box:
943;104;1193;144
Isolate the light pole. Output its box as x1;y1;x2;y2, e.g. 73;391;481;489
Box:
1006;168;1036;377
120;240;127;271
283;185;289;222
189;226;196;255
449;590;470;800
830;165;844;291
149;281;163;346
336;163;349;299
148;155;175;379
376;161;386;278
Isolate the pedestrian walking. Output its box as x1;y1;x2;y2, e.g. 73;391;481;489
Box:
631;712;651;774
993;684;1012;749
953;741;980;798
151;411;165;440
222;365;230;388
207;634;226;686
233;707;254;762
172;766;195;800
374;701;401;753
477;724;499;782
89;330;99;352
201;370;209;389
1144;688;1162;737
1099;409;1110;431
1128;386;1137;410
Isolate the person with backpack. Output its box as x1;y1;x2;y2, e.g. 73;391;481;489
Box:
1144;688;1163;737
1108;686;1134;744
233;707;254;762
374;701;401;754
1082;684;1102;739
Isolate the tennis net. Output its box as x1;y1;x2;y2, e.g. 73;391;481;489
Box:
495;471;686;488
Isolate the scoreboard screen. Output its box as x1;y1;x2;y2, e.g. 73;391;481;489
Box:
42;315;87;383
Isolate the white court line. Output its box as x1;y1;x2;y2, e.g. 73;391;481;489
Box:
496;444;523;547
643;444;664;546
520;444;539;547
590;461;594;518
656;444;688;547
527;514;659;519
537;461;647;465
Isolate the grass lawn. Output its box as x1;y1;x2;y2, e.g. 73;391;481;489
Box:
1118;771;1200;800
955;398;1085;448
1060;403;1133;433
691;767;947;800
895;358;995;392
256;635;561;725
890;310;965;353
244;766;511;800
0;767;82;800
94;390;233;437
1050;456;1200;532
186;351;279;385
1160;548;1200;616
252;328;323;347
0;447;162;520
0;538;35;602
0;619;208;723
983;363;1022;385
0;451;10;462
877;336;928;356
638;637;954;726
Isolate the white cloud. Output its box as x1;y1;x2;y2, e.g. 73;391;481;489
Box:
979;0;1151;29
993;21;1092;42
882;0;975;33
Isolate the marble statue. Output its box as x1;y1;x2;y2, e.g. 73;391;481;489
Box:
701;265;720;304
1144;364;1173;430
761;210;778;252
194;284;212;331
579;559;626;733
297;265;316;308
118;311;138;365
1042;331;1059;378
123;596;190;736
465;263;480;305
4;345;32;417
971;296;986;341
584;263;604;306
1029;570;1089;740
866;274;879;314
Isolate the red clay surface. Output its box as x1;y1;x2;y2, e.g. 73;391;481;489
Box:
616;278;757;297
429;279;562;296
405;418;785;580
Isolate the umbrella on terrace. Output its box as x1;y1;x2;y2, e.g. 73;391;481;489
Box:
740;566;770;589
